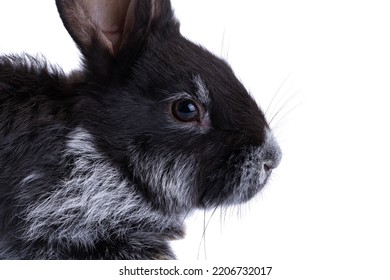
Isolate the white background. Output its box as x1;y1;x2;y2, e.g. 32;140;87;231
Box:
1;1;389;279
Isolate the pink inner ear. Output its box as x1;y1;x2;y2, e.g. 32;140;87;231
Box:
101;26;123;53
83;0;133;54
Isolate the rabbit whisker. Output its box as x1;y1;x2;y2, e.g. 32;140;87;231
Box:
265;73;291;117
197;206;219;260
269;89;301;127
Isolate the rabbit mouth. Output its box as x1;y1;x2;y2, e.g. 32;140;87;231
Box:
199;129;282;207
228;130;281;204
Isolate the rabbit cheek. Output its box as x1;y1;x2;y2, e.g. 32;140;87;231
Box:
127;146;198;213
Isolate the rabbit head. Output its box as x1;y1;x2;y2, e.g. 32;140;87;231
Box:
55;0;282;212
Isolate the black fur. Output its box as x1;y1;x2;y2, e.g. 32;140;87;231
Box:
0;0;281;259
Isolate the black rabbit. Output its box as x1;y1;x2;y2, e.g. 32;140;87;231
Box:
0;0;281;259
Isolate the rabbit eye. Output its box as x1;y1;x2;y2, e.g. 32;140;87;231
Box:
172;99;200;122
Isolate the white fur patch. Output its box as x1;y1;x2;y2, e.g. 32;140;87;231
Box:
20;173;43;186
193;75;210;106
23;127;182;247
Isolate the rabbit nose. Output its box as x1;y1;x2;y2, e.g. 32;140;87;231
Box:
263;162;272;173
263;157;280;174
261;130;282;173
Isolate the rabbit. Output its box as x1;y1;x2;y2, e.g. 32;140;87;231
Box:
0;0;282;259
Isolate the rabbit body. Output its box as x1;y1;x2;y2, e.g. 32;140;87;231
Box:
0;0;281;259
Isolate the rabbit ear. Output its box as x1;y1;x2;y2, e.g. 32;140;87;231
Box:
56;0;176;75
